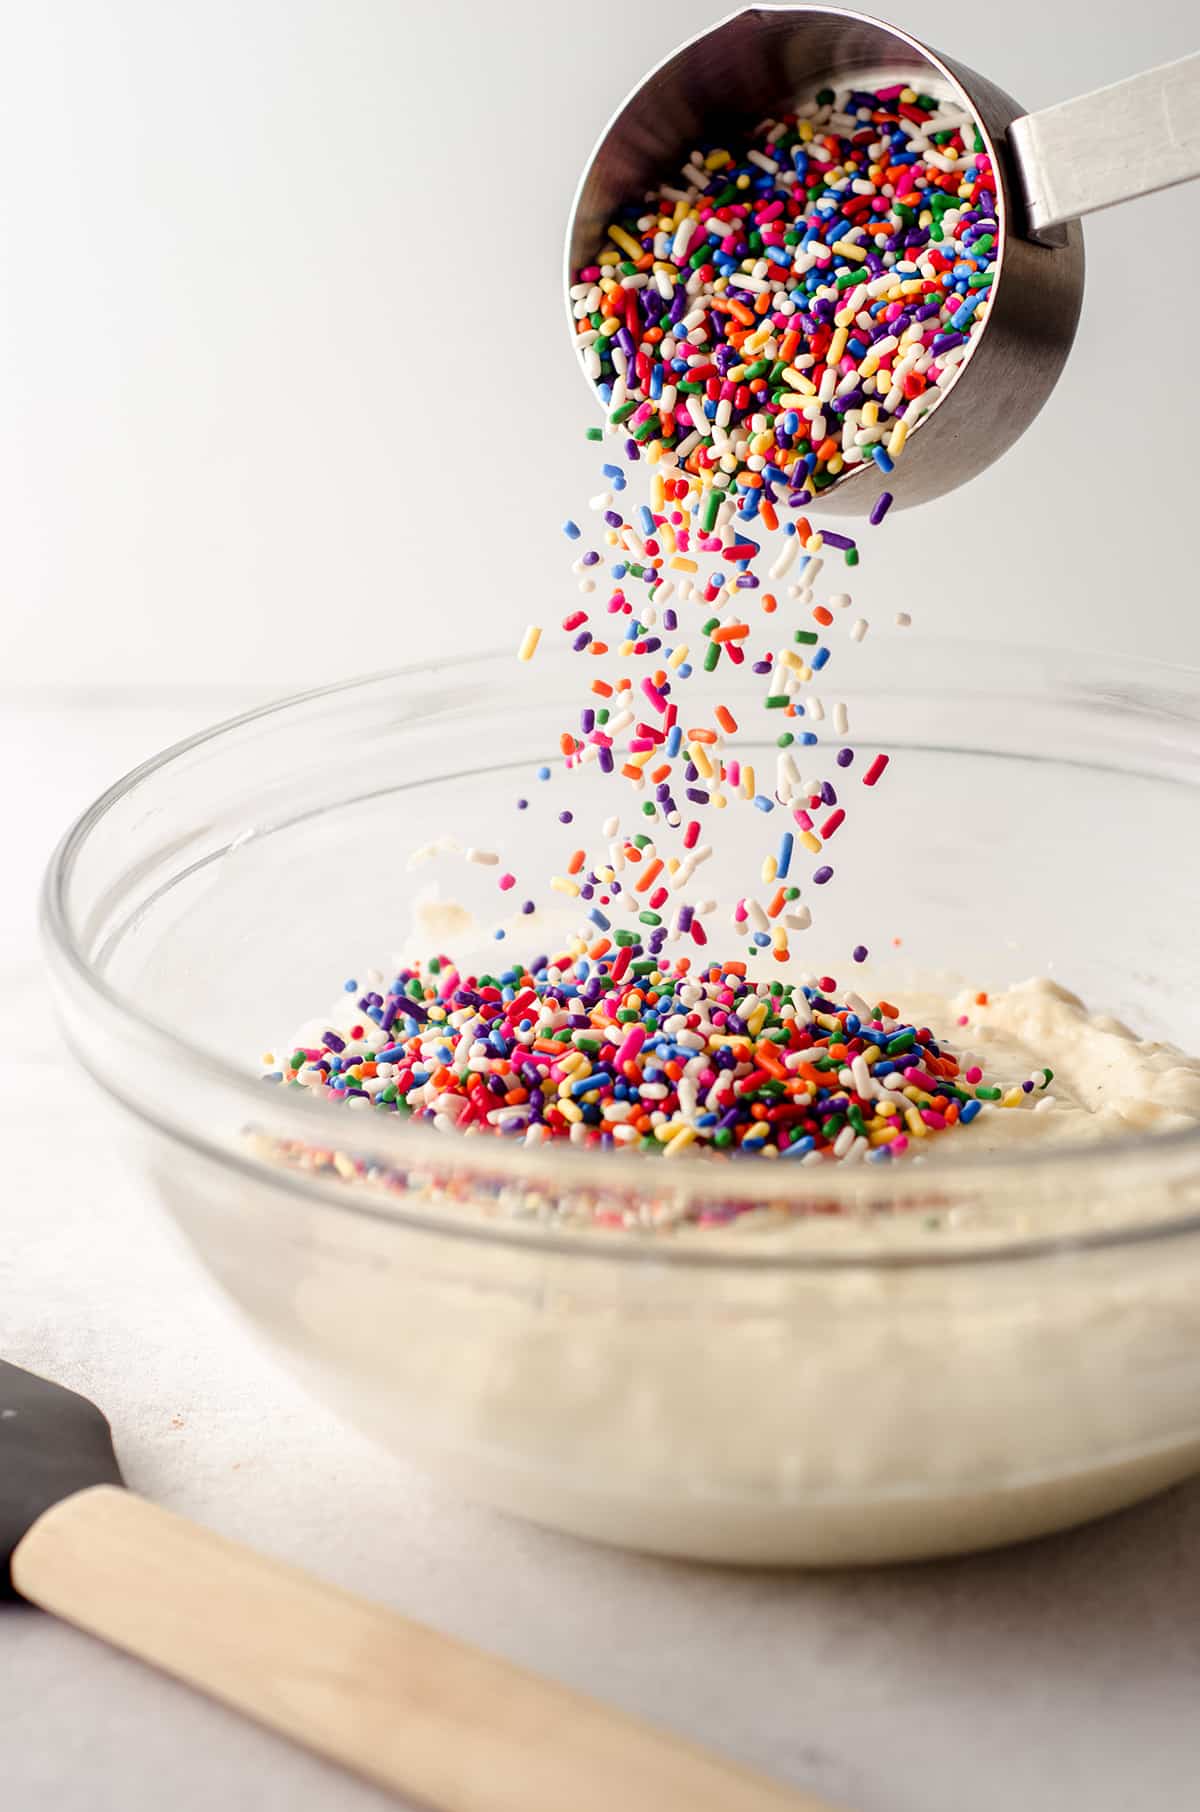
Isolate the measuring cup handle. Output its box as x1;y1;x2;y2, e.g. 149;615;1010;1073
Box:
1008;49;1200;238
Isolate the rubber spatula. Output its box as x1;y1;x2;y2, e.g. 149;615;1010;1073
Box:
2;1358;843;1812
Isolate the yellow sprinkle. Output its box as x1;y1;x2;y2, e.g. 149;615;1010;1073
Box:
740;764;755;799
826;455;844;475
805;531;824;552
599;317;621;337
607;223;645;260
664;1124;698;1157
333;1152;357;1180
861;401;880;426
799;831;821;854
669;643;689;669
550;876;581;897
828;326;848;364
558;1099;583;1124
837;240;867;262
712;792;727;809
798;120;814;141
904;1108;928;1138
778;386;817;404
689;741;713;778
761;856;778;884
517;624;541;662
888;420;909;458
650;472;666;512
1002;1087;1026;1109
670;555;698;573
705;148;731;171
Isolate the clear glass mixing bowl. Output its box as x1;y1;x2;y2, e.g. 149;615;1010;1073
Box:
41;641;1200;1565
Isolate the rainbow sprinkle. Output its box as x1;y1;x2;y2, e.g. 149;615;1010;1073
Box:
571;82;998;498
263;956;1050;1164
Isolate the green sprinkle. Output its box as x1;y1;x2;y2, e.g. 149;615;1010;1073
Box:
704;642;721;672
974;1085;1002;1101
794;629;818;645
764;694;789;708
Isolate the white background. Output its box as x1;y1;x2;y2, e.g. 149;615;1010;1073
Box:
4;0;1198;695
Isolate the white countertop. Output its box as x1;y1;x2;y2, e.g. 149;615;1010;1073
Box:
6;694;1200;1812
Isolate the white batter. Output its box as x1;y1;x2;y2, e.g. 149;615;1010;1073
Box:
236;911;1200;1565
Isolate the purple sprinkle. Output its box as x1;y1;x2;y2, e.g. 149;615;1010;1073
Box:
813;865;834;885
603;510;622;529
835;748;854;768
852;944;868;963
821;531;855;551
323;1031;346;1053
581;549;600;567
558;810;573;824
751;659;773;675
516;796;529;808
821;780;837;806
521;901;535;914
677;905;694;932
869;491;893;526
598;746;614;774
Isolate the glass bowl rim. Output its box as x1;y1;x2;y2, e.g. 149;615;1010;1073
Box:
39;643;1200;1271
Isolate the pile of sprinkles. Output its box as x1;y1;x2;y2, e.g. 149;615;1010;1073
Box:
263;956;1052;1166
261;80;1033;1176
573;81;997;496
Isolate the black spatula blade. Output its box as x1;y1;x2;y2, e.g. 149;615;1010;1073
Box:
1;1359;125;1597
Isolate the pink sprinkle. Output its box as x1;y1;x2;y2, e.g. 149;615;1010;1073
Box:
616;1024;646;1066
965;1065;983;1084
498;873;515;891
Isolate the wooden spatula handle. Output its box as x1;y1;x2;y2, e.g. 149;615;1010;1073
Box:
13;1486;841;1812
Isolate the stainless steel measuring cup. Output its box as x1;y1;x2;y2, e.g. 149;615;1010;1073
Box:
565;6;1200;511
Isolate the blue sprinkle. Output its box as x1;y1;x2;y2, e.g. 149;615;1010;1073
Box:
563;519;581;540
536;766;551;781
960;1098;983;1124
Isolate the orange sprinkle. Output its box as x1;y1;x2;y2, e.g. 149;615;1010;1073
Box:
588;937;611;960
877;999;899;1019
759;498;779;532
714;705;738;734
567;849;585;875
762;593;778;614
712;623;750;644
766;888;787;918
813;605;834;626
975;991;989;1006
650;762;672;783
687;727;718;744
636;858;664;892
560;732;577;757
591;679;613;697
